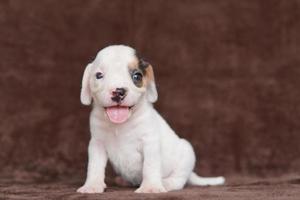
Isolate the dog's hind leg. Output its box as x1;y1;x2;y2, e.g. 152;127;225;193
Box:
162;139;195;191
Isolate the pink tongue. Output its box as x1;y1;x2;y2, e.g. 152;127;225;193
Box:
105;106;130;124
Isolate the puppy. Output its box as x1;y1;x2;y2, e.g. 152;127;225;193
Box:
77;45;225;193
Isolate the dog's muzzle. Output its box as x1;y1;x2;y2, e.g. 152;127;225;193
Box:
105;87;132;124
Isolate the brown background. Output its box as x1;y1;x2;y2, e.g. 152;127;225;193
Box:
1;0;300;183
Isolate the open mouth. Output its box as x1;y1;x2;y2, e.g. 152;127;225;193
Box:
104;105;134;124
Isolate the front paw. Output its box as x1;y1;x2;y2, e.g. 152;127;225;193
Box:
135;184;167;193
77;183;106;193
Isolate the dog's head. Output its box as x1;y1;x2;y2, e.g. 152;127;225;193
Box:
80;45;157;124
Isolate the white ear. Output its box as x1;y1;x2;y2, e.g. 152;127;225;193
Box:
143;64;158;103
147;80;158;103
80;63;92;105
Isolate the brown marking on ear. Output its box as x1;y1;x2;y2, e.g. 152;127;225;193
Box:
145;64;154;83
142;64;155;90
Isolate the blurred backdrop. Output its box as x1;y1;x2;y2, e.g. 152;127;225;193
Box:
0;0;300;181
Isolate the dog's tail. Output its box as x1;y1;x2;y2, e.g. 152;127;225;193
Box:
187;172;225;186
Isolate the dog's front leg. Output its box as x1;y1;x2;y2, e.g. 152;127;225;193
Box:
77;138;107;193
135;137;166;193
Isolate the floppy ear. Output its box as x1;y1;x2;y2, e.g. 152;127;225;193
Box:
145;64;158;103
80;63;92;105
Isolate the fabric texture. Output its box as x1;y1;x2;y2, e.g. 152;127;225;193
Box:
0;1;300;199
1;175;300;199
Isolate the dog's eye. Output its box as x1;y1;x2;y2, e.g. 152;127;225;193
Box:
95;72;103;79
132;72;143;82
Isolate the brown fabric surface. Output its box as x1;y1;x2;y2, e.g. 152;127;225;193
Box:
1;174;300;200
0;0;300;194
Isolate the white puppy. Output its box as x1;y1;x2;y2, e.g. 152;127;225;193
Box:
77;45;225;193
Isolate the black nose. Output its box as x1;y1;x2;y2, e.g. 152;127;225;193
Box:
111;88;127;103
116;88;126;97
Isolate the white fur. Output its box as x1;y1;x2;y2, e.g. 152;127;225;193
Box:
77;45;225;193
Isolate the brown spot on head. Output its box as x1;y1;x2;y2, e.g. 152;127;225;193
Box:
128;55;155;88
138;58;149;74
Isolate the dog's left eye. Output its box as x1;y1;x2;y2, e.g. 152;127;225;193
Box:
95;72;103;79
132;72;143;82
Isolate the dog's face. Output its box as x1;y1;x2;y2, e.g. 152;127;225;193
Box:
80;45;157;124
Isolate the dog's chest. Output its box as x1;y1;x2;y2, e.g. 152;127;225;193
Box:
105;135;143;185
